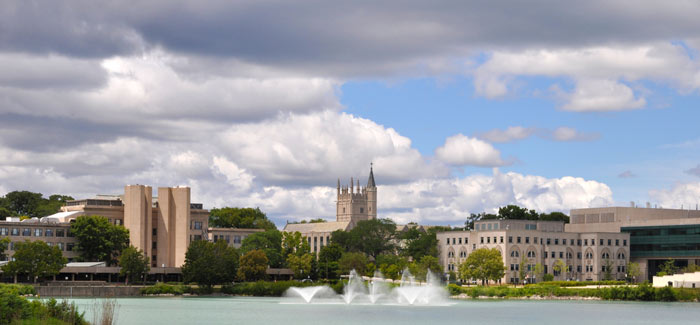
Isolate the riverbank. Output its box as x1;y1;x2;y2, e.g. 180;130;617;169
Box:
0;284;87;324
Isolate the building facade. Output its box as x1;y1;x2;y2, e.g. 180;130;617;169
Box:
567;206;700;281
437;219;630;283
283;165;377;253
0;185;209;268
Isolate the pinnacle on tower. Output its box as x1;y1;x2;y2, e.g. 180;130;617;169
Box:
367;163;376;188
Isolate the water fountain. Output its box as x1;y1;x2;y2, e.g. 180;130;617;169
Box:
284;268;449;305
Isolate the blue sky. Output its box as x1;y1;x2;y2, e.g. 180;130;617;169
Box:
2;2;700;225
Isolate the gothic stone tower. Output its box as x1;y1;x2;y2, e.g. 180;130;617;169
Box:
336;165;377;226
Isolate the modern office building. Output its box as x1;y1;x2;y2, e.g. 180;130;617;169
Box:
0;185;209;268
567;206;700;281
437;219;630;283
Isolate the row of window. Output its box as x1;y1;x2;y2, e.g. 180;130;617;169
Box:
308;235;331;252
212;234;244;244
6;241;74;251
446;235;628;247
0;227;70;237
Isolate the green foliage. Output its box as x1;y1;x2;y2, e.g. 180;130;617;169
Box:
552;259;567;280
182;240;239;287
237;249;268;282
538;280;625;287
681;263;700;274
338;252;368;275
318;243;344;279
400;228;439;261
0;238;9;261
2;240;66;282
119;246;150;284
542;273;554;281
0;285;85;325
70;215;129;265
627;262;641;281
208;207;276;230
287;253;313;279
331;219;397;258
603;258;614;280
0;191;74;219
240;229;284;268
409;255;443;281
458;248;505;285
658;259;679;276
376;254;409;280
282;231;310;259
466;205;570;226
518;257;527;283
292;218;327;224
140;283;196;295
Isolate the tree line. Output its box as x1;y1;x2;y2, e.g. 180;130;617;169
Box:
0;190;74;220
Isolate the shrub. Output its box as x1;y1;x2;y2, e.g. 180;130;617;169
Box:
655;286;677;302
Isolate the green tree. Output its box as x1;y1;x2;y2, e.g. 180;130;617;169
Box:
681;263;700;274
34;194;74;218
70;215;130;265
464;212;498;230
237;249;269;281
2;240;66;282
400;228;439;261
287;253;313;279
553;259;567;280
338;252;368;275
182;240;239;288
119;246;150;285
518;257;527;285
0;237;9;261
532;263;544;283
282;231;310;258
627;262;641;282
409;255;443;281
349;219;397;258
539;211;570;223
498;205;539;220
240;229;284;268
209;207;276;230
0;206;13;220
318;243;345;279
376;254;409;280
3;191;43;218
658;259;679;276
603;258;614;280
458;248;505;285
330;230;353;251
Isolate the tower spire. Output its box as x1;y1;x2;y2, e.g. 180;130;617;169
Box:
367;162;376;188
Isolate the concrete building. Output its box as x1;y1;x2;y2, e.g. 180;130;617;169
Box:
567;206;700;281
209;227;264;249
283;165;377;254
0;185;209;268
437;219;630;283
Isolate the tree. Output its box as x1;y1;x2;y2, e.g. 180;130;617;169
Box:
518;257;527;285
532;263;544;283
627;262;641;282
400;228;438;261
330;230;353;251
458;248;505;285
182;240;239;288
338;252;368;275
553;259;567;280
240;229;284;268
346;219;397;258
119;246;150;285
282;231;310;259
287;253;313;279
681;264;700;274
2;240;66;282
0;237;9;261
539;212;570;223
318;243;345;279
70;215;130;265
603;259;614;280
0;206;12;220
376;254;409;280
409;255;443;281
498;205;539;220
3;191;43;218
657;259;679;276
237;249;268;281
209;207;276;230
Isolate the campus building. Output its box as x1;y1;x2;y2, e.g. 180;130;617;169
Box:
283;165;377;254
567;206;700;281
437;219;630;283
0;185;209;268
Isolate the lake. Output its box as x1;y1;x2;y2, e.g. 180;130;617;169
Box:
65;297;700;325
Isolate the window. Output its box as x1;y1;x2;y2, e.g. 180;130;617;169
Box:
465;237;469;244
45;229;53;237
499;236;503;243
584;239;588;246
525;237;530;244
517;236;521;244
577;252;582;259
152;256;157;267
600;239;604;246
56;229;65;237
559;252;563;258
487;237;491;244
0;228;7;236
153;228;157;236
67;243;74;251
115;219;122;226
566;252;572;259
194;221;203;230
488;223;492;230
360;208;364;213
551;251;555;258
511;250;519;257
225;235;230;244
546;238;551;245
617;252;625;259
11;228;19;236
493;236;497;243
544;251;547;259
554;238;559;245
193;235;202;241
234;235;242;244
577;265;582;272
534;237;538;244
34;229;42;237
473;244;476;250
508;236;513;243
623;239;627;246
458;238;462;244
577;239;582;246
562;239;567;245
22;228;30;236
152;241;157;249
480;237;484;244
446;238;450;245
602;252;610;259
608;239;612;246
615;239;619;246
57;243;64;251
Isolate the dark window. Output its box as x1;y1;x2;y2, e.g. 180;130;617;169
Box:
45;229;53;237
153;228;157;236
508;236;513;243
547;238;551;245
517;237;521;244
22;228;30;236
56;229;65;237
11;228;19;236
525;237;530;244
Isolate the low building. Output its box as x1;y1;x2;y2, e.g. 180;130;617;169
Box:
283;221;351;254
568;206;700;281
208;227;264;249
0;185;209;268
437;219;630;283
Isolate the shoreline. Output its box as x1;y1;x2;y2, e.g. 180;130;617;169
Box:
450;293;601;301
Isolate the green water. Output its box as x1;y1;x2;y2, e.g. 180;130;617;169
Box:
65;297;700;325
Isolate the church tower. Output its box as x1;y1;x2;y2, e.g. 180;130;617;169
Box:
336;164;377;226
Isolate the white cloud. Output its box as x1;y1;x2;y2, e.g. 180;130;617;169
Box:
211;156;255;193
474;43;700;111
550;127;599;141
435;134;505;167
477;126;598;142
649;182;700;209
477;126;536;143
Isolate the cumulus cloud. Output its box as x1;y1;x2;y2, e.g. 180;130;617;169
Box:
435;134;505;167
649;182;700;210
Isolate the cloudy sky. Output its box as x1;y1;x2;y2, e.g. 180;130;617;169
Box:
2;1;700;226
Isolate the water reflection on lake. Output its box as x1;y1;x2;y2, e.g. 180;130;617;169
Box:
66;296;700;325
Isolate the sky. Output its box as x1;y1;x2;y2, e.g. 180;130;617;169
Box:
2;1;700;227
